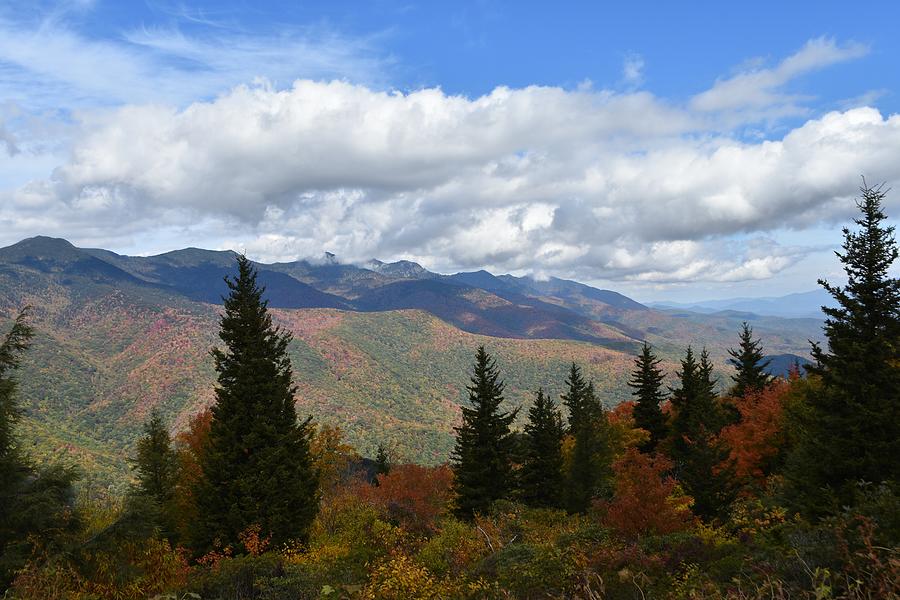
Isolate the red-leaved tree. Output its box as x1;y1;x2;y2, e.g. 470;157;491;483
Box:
599;448;694;539
718;378;792;487
359;464;454;535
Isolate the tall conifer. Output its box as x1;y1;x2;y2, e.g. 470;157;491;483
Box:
561;362;590;433
565;381;613;513
727;322;771;398
193;256;318;551
451;346;517;519
666;347;732;520
519;389;565;508
0;310;77;584
133;410;178;505
131;410;179;537
628;342;668;453
786;183;900;514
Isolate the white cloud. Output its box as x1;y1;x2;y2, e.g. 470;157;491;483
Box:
5;73;898;283
691;37;868;119
1;31;893;285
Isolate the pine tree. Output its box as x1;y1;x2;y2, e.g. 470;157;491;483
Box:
628;342;668;453
519;388;565;508
0;311;32;490
727;322;771;398
133;410;178;505
131;410;179;537
565;381;613;513
785;183;900;515
451;346;517;519
666;347;732;520
561;362;590;433
0;310;77;585
193;256;319;551
374;443;391;483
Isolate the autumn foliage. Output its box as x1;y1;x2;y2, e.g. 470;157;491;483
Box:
599;448;694;539
359;464;454;534
718;379;791;486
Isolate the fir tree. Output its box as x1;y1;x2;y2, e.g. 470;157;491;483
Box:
561;362;590;433
786;183;900;515
133;410;178;505
451;346;517;519
374;443;391;483
628;342;668;453
0;311;32;490
193;256;319;551
130;410;179;537
565;381;613;513
727;322;771;398
0;310;78;585
519;388;565;508
666;347;732;520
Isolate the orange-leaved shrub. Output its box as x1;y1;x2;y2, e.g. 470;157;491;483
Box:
718;378;792;487
173;407;212;541
599;448;694;539
359;464;454;535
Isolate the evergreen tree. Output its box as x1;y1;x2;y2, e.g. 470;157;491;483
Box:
130;410;179;537
193;256;319;551
628;342;668;453
374;443;391;483
133;410;178;505
727;322;771;398
451;346;517;519
561;362;590;433
0;310;78;585
0;311;31;490
519;389;565;508
666;347;732;520
565;381;613;513
785;183;900;515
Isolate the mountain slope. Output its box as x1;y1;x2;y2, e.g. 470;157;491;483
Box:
0;237;825;487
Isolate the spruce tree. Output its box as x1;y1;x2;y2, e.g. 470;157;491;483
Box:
628;342;668;453
519;388;565;508
0;311;31;491
666;347;732;520
785;183;900;514
451;346;517;519
133;410;178;504
0;310;77;585
374;443;391;483
565;381;613;513
561;362;590;433
727;322;771;398
193;256;319;551
131;410;179;537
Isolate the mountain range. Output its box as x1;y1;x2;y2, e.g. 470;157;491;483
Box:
649;289;837;319
0;236;825;488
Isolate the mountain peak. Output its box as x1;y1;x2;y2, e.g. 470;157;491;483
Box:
0;236;83;263
366;259;432;279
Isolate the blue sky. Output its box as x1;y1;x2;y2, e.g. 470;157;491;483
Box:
1;0;899;301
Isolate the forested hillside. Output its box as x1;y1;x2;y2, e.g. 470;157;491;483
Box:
0;237;823;486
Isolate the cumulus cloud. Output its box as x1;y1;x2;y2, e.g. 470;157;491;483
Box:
2;36;896;284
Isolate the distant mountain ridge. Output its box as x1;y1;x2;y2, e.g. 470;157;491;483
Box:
5;236;648;348
650;289;836;319
0;236;826;484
